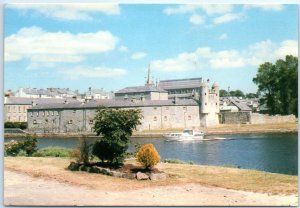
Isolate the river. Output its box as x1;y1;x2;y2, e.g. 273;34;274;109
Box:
5;133;298;175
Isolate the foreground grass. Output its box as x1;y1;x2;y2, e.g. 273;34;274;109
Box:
4;157;297;195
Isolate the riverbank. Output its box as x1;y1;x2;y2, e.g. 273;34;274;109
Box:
5;123;298;138
4;157;298;206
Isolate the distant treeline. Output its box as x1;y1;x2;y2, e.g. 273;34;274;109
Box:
5;122;27;130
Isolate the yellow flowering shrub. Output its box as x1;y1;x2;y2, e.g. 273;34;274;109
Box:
136;143;160;169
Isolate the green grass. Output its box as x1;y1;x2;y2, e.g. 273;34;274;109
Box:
164;158;194;165
32;147;72;157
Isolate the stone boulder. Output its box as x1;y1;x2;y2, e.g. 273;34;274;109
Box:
149;172;167;180
136;172;149;180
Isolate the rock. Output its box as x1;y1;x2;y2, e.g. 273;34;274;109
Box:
67;162;80;171
136;172;149;180
122;172;136;179
79;165;87;171
98;167;112;176
111;171;124;178
90;166;100;173
149;172;167;180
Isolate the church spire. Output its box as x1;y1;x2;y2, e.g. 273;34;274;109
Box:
146;64;153;86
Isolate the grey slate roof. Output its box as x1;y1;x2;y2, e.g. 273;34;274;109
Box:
4;97;81;105
29;99;198;110
228;98;252;111
115;85;167;94
159;77;203;90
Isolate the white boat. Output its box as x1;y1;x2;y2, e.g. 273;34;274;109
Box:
163;129;204;141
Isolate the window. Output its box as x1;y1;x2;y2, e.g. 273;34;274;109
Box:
153;116;157;121
216;103;218;105
37;112;39;116
205;102;207;106
30;112;33;117
165;107;169;110
205;93;207;96
73;110;76;113
68;120;73;124
18;116;21;121
45;119;48;123
52;119;55;124
52;111;54;116
33;120;37;124
8;116;10;121
42;111;45;116
46;111;49;116
183;106;187;110
164;116;167;121
23;106;26;112
89;120;93;124
188;115;191;120
153;107;157;110
56;111;59;116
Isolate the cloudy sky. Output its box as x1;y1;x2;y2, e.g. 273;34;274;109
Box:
4;4;298;93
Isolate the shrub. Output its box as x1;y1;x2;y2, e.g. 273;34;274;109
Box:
71;138;92;164
4;140;23;156
163;159;194;165
136;143;160;170
32;147;72;157
4;134;37;156
5;122;27;130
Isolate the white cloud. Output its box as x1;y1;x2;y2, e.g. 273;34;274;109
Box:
213;13;242;24
189;14;205;25
244;4;284;11
59;66;127;80
218;33;228;40
118;45;129;52
151;39;298;72
163;4;233;16
131;52;147;60
5;26;118;68
7;4;120;21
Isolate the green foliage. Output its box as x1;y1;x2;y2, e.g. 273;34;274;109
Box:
229;90;245;98
92;107;142;165
136;143;160;170
4;134;37;156
219;89;229;97
71;138;93;164
32;147;72;157
5;122;27;130
253;55;298;116
164;159;193;165
245;93;258;99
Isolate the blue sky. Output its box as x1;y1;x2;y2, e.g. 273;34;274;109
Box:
4;4;298;93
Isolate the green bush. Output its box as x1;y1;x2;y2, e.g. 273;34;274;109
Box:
71;138;92;164
5;122;27;130
4;134;37;156
32;147;72;157
136;143;160;170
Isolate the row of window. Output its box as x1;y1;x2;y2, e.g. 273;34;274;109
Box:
7;106;28;113
32;119;94;125
30;111;59;117
153;106;186;110
153;115;192;122
7;116;26;122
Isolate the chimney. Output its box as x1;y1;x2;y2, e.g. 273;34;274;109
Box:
31;101;37;106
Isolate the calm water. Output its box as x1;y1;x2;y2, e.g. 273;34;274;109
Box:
5;133;298;175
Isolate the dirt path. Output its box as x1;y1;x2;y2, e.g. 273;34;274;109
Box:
4;170;298;206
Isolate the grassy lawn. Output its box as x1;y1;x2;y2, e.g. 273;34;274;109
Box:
4;157;298;195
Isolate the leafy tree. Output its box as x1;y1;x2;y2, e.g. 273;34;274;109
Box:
245;93;258;99
253;55;298;116
229;90;245;98
219;89;229;97
92;107;142;165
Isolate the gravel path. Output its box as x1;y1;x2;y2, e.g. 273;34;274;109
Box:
4;170;298;206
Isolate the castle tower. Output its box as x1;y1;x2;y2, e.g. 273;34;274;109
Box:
212;82;220;113
200;80;209;114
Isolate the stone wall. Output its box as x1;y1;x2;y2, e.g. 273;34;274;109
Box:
28;105;203;133
219;112;297;124
250;113;297;124
219;112;250;124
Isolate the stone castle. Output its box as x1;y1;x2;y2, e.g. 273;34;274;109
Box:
26;66;220;133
